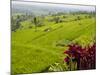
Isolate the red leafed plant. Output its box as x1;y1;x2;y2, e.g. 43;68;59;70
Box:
64;43;96;70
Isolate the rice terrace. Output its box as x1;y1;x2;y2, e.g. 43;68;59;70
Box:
11;1;96;75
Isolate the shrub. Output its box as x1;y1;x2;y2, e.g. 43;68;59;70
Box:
28;26;33;29
64;43;96;70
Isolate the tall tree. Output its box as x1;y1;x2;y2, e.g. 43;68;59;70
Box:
34;17;37;32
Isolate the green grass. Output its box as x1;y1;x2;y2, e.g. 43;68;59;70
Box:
12;14;96;75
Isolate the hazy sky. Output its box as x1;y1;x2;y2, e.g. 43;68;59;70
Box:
13;0;96;5
12;0;95;11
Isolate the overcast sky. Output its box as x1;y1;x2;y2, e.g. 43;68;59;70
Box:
13;0;96;5
12;0;95;12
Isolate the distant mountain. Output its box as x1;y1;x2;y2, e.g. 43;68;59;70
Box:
12;4;70;15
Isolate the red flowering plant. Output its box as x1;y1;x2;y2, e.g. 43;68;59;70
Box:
64;42;96;70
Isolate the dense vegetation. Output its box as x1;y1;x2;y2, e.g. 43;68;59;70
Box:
11;2;96;75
